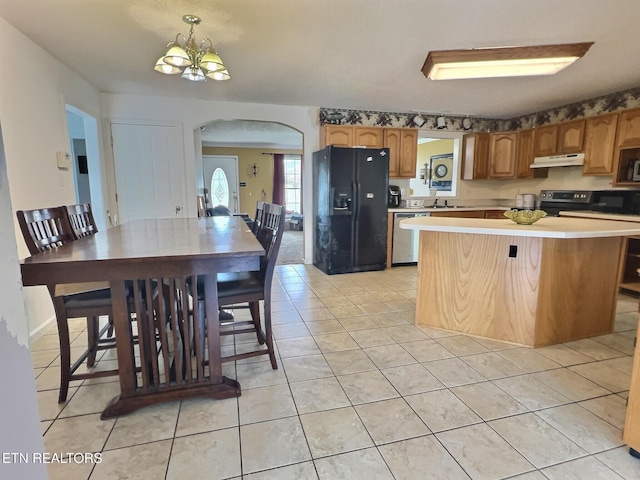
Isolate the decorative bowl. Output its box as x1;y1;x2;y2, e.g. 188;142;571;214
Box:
503;209;547;225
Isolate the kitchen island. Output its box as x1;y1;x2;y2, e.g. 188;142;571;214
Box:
400;216;640;346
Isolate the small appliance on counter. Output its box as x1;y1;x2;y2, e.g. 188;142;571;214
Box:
388;185;401;207
402;198;425;208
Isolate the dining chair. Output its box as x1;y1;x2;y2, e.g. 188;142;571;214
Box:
251;201;266;235
196;203;284;369
65;203;98;239
17;207;120;402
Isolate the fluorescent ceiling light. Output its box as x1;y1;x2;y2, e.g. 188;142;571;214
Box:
422;43;593;80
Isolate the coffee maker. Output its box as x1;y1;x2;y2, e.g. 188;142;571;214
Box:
388;185;401;207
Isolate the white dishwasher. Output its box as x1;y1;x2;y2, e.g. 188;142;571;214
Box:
392;211;430;265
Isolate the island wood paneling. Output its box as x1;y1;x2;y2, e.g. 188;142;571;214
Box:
415;231;621;346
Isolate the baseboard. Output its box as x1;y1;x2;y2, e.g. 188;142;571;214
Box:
29;315;56;345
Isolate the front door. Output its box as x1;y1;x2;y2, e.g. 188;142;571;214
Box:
203;155;239;213
111;123;187;223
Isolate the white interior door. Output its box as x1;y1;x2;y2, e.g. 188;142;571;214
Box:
203;155;239;213
111;123;187;223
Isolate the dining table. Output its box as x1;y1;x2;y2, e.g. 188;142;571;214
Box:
20;216;264;419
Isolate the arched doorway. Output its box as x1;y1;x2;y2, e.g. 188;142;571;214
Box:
197;119;304;265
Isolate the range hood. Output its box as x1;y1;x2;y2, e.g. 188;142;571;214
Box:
530;153;585;169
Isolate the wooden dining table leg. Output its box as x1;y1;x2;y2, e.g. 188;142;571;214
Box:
204;273;241;393
101;280;138;419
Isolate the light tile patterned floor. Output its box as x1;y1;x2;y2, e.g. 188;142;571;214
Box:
30;265;640;479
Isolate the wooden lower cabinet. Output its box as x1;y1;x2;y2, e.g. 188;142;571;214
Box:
430;210;485;218
624;307;640;454
484;210;508;219
619;236;640;294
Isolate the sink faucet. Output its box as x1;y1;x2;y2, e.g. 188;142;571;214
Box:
432;197;439;208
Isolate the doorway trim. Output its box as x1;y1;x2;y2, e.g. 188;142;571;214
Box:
65;104;106;230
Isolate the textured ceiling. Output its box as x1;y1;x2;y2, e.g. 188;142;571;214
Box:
2;0;639;120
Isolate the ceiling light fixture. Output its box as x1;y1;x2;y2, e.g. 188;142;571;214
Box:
422;42;593;80
413;115;426;127
154;15;230;82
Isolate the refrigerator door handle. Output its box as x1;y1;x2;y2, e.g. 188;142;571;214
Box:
352;181;359;221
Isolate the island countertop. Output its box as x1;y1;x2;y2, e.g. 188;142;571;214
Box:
399;215;640;239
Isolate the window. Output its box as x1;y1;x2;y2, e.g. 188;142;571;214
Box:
210;168;229;207
283;155;302;213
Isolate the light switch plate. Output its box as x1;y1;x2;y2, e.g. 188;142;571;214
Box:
56;151;72;169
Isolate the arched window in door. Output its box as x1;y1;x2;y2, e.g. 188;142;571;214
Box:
210;168;229;207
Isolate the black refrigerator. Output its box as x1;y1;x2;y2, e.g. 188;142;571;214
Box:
313;146;389;275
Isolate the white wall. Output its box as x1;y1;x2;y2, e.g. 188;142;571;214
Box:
102;94;319;261
0;125;47;478
0;16;105;339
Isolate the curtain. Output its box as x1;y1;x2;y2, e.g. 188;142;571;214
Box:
272;153;285;207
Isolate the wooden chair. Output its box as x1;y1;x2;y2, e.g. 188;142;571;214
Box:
65;203;98;239
17;207;119;402
251;201;266;235
196;203;284;368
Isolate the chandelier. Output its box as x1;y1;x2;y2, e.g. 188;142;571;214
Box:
154;15;230;82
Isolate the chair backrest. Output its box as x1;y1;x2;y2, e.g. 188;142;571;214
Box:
251;201;266;235
261;202;283;231
255;203;285;285
65;203;98;239
17;207;75;255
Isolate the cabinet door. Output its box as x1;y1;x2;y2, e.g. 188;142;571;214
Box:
623;302;640;451
533;125;558;157
321;125;353;148
617;108;640;147
583;113;618;175
515;129;548;179
430;211;485;218
489;132;517;178
354;127;384;148
557;120;585;154
399;129;418;177
462;133;489;179
384;129;401;177
484;210;507;219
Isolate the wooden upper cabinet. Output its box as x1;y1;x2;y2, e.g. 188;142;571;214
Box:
556;119;585;154
533;120;585;157
354;127;384;148
533;125;558;157
489;132;517;178
385;128;417;178
320;125;353;148
399;129;418;177
617;108;640;147
384;129;402;177
583;113;618;175
462;133;490;179
515;129;548;179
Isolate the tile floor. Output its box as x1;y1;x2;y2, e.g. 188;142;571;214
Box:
31;265;640;479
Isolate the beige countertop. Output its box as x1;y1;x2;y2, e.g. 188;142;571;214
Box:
399;215;640;238
388;206;509;214
560;210;640;223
